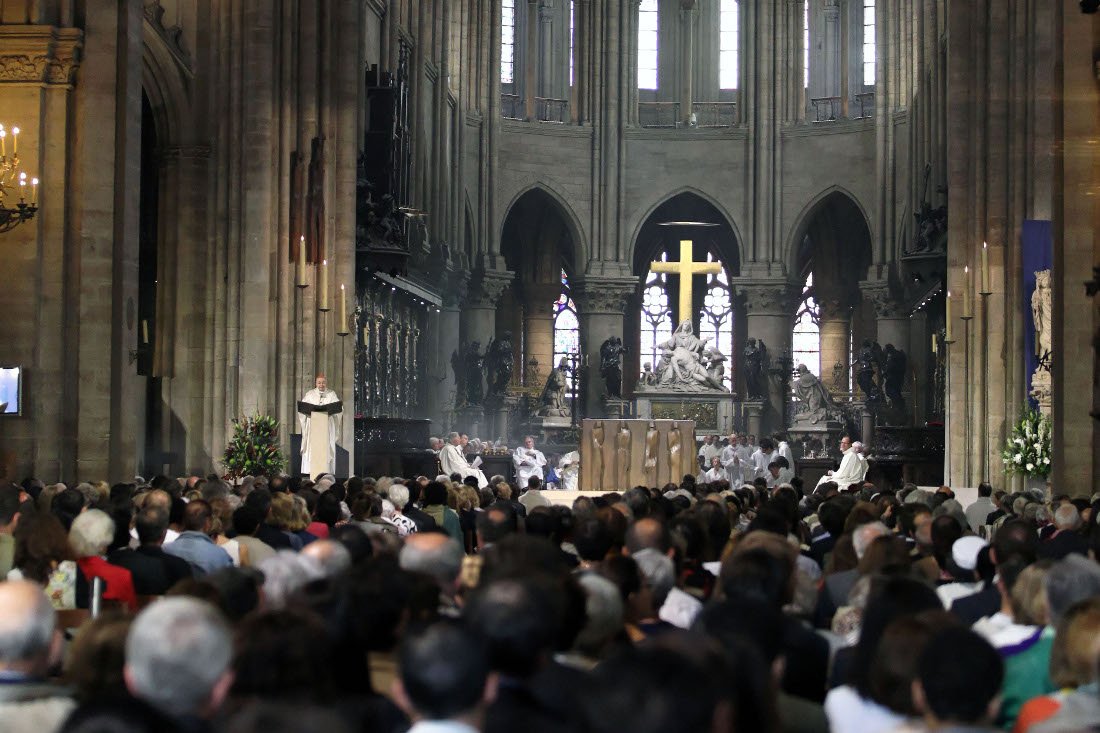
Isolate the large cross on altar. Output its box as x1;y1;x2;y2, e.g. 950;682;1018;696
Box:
650;240;722;326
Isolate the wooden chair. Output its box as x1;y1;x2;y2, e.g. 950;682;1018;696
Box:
56;608;91;632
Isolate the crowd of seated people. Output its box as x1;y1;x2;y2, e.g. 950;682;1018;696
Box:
0;470;1099;733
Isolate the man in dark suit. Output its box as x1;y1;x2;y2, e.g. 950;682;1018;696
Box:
951;519;1036;625
108;506;193;595
1037;504;1090;560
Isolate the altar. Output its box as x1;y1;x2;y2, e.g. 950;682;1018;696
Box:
579;419;696;491
633;392;735;437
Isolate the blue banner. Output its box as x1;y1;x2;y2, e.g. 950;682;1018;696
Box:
1021;221;1053;407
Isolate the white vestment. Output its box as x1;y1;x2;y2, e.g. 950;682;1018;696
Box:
751;449;775;479
698;443;720;467
719;445;740;484
734;445;755;483
513;447;547;486
298;388;341;477
816;449;868;490
559;451;580;491
702;467;725;483
777;441;795;467
440;443;488;488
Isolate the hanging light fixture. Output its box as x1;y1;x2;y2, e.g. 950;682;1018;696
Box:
0;123;39;233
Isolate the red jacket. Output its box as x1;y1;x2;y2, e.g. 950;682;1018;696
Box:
77;556;137;612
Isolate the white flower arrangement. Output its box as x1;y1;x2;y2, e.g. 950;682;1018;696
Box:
1002;409;1051;479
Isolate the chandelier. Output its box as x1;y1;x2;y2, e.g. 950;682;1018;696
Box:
0;123;38;233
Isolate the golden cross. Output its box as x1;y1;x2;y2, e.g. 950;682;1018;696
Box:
650;240;722;326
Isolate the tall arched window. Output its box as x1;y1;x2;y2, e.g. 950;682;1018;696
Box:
792;273;821;375
803;0;810;88
638;0;659;90
862;0;875;86
553;270;580;392
639;255;673;376
697;254;734;388
502;0;516;84
719;0;739;90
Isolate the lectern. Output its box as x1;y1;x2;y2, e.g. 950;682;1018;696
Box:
297;400;342;476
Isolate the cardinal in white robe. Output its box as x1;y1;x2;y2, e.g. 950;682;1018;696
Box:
298;374;341;478
440;431;489;488
816;439;869;491
513;436;548;487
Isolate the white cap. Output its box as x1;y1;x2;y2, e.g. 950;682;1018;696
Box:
952;535;987;571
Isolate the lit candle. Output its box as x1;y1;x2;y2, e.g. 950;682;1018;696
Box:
0;127;6;158
142;320;149;344
931;332;937;354
11;126;17;155
945;291;953;342
295;235;306;287
963;266;972;318
319;258;329;311
17;176;25;201
337;283;349;333
982;241;989;293
30;177;37;206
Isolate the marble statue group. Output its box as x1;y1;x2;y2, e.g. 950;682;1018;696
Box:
638;319;727;392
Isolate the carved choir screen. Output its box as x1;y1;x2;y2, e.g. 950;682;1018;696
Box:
792;273;821;376
354;280;425;420
553;270;580;391
639;257;673;378
697;254;734;386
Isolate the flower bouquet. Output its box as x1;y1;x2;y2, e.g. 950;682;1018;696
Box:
1001;408;1051;479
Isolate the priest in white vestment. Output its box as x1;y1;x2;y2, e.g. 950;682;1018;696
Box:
734;435;755;484
558;451;580;491
776;436;795;468
697;435;720;469
440;432;488;488
720;436;741;484
701;456;725;483
298;374;341;478
513;436;547;487
815;437;868;491
750;438;777;480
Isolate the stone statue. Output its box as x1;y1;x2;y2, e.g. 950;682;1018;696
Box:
450;342;467;408
1032;270;1052;363
668;424;683;481
640;319;724;392
484;332;514;399
616;421;632;488
599;336;626;399
855;339;884;403
743;338;768;399
882;344;907;410
705;348;728;390
536;356;571;417
590;421;605;488
793;364;836;424
306;137;325;263
644;421;659;486
640;362;658;387
464;341;485;406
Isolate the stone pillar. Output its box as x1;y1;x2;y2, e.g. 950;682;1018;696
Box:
574;276;637;419
863;282;911;354
525;0;539;120
538;0;554;98
819;299;852;394
823;0;842;99
459;267;514;368
738;281;800;433
680;0;697;125
434;269;468;430
523;282;562;386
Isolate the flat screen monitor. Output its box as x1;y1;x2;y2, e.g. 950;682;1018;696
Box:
0;366;21;415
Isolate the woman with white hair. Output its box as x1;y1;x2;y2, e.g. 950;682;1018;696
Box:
69;509;137;611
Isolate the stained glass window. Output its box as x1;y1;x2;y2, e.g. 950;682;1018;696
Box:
502;0;516;84
639;255;673;379
720;0;739;90
638;0;658;90
792;273;821;376
697;254;733;389
553;270;580;392
863;0;875;86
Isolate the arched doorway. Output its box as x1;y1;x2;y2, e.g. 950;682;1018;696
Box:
627;192;741;394
791;191;873;394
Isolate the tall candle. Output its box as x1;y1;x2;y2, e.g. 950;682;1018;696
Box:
931;332;937;354
295;235;306;287
31;177;37;206
337;283;349;333
963;266;972;318
319;259;330;311
142;320;149;345
945;291;953;342
11;126;17;155
0;126;5;158
982;241;989;293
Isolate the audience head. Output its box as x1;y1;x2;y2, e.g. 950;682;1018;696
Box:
399;532;464;594
0;580;61;677
135;506;170;546
69;508;115;557
1044;554;1100;625
125;598;233;718
394;622;496;723
914;627;1003;727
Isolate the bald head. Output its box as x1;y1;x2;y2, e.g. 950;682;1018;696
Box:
625;518;671;555
400;533;464;592
143;489;172;513
300;539;352;577
0;581;58;674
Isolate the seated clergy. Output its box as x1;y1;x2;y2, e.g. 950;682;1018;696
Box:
440;432;488;489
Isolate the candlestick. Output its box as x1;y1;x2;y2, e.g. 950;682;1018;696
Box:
319;259;330;311
142;320;149;345
337;284;349;334
931;332;937;354
945;291;953;342
11;126;17;155
0;126;6;158
981;241;991;294
962;266;972;319
295;235;307;288
31;177;38;206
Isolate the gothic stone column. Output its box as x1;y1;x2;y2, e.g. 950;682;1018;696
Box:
460;269;514;412
680;0;697;125
523;282;564;387
737;281;800;433
863;282;912;352
819;298;853;394
573;276;636;419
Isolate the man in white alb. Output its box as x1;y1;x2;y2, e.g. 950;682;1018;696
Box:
720;434;741;485
815;435;868;491
558;451;580;491
697;435;720;469
513;436;547;487
702;456;725;483
750;438;776;480
439;431;488;488
298;374;341;477
734;434;755;484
